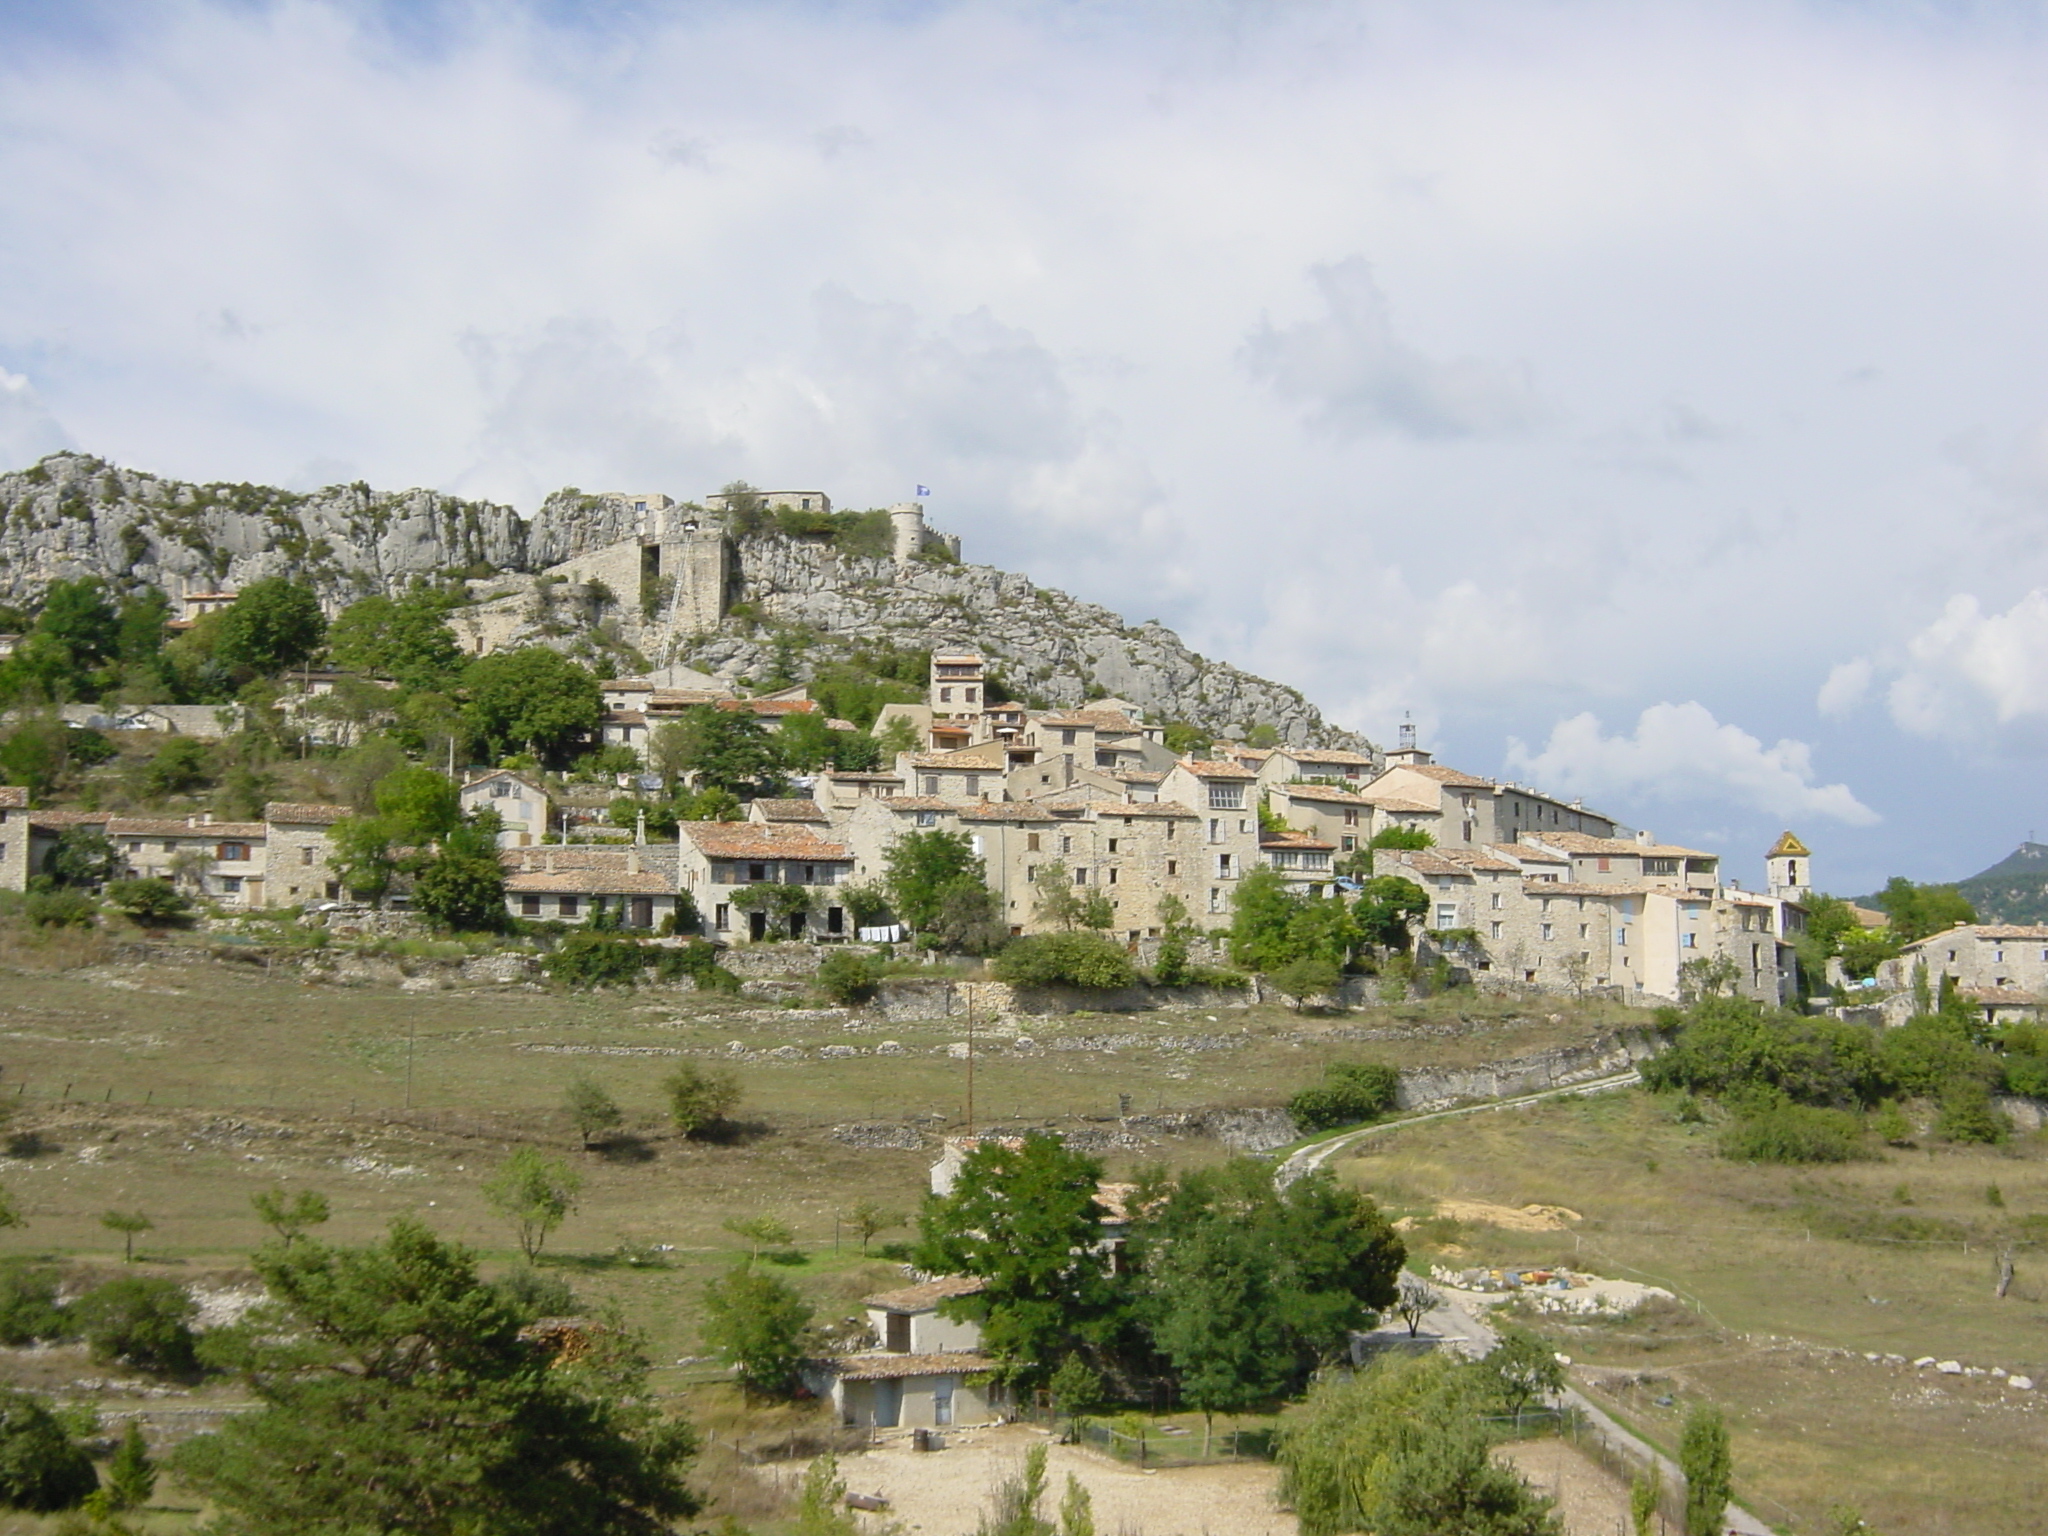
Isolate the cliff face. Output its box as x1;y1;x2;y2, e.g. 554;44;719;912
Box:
0;453;1365;747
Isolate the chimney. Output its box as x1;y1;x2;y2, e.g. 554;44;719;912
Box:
1636;830;1652;846
627;846;640;876
545;850;556;874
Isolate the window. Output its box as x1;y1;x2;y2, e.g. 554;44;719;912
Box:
1165;822;1176;839
965;688;977;703
1596;857;1611;872
1345;809;1359;826
748;862;767;882
1681;932;1696;948
939;687;953;702
1616;927;1628;946
803;865;816;883
301;847;314;865
715;903;730;930
521;895;541;916
1073;867;1088;884
1239;820;1251;834
218;842;249;861
1027;833;1041;852
1060;836;1073;854
560;896;580;917
1579;923;1589;939
1341;836;1356;851
1166;859;1178;876
1216;853;1234;877
924;777;941;795
1107;868;1118;885
915;811;937;827
1995;949;2005;963
1107;838;1120;853
1208;786;1243;809
1490;921;1503;939
964;776;980;796
1435;904;1458;929
1061;729;1077;746
1490;892;1503;910
1541;923;1554;942
128;840;142;853
1208;818;1221;843
1644;858;1678;876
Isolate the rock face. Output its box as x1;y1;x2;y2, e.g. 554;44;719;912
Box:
0;452;1364;745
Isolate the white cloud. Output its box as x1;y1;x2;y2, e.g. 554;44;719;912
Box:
1505;702;1879;826
1240;258;1540;441
1886;590;2048;741
1817;657;1873;717
0;368;68;466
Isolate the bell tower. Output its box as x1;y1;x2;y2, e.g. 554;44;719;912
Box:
1766;831;1812;901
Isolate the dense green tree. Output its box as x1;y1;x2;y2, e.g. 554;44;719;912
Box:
0;715;73;797
1875;877;1976;943
0;1264;69;1345
1641;996;1887;1107
481;1148;582;1261
462;647;602;764
250;1189;331;1246
174;1217;699;1536
372;765;462;844
701;1266;811;1397
1288;1061;1400;1131
0;1389;98;1512
1679;1405;1732;1536
884;828;987;934
913;1135;1122;1384
1354;874;1428;951
327;590;464;690
1277;1353;1560;1536
103;1419;157;1511
43;826;117;889
1271;954;1343;1010
325;814;399;905
75;1276;195;1373
564;1077;624;1149
141;735;212;798
412;816;508;933
1368;825;1436;851
651;705;781;794
215;579;327;676
931;876;1011;955
1228;868;1357;973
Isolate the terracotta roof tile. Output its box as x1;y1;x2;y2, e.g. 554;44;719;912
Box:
681;824;851;861
1089;801;1198;819
1286;748;1376;765
1261;831;1336;850
751;799;830;823
0;787;26;809
1273;784;1373;807
1177;759;1257;779
824;1351;996;1382
106;817;266;838
864;1275;986;1312
504;869;675;895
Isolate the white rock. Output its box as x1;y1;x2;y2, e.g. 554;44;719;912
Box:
1554;1353;1572;1366
1914;1356;1937;1368
2010;1376;2035;1391
1937;1360;1963;1375
1992;1367;2007;1378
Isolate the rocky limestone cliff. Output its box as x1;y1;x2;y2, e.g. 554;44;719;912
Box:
0;452;1365;746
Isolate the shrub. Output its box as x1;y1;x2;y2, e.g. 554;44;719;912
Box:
74;1277;197;1375
989;931;1136;990
104;878;190;925
816;950;878;1005
0;1389;97;1511
1935;1079;2010;1145
663;1063;742;1138
0;1263;71;1346
22;888;95;929
2002;1050;2048;1098
1717;1102;1868;1164
1289;1062;1400;1133
649;940;740;992
543;929;646;989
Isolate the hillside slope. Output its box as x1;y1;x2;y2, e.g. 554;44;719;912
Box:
0;452;1363;747
1956;842;2048;925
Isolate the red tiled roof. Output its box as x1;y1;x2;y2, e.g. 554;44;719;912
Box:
107;817;266;838
504;869;675;895
751;799;830;823
1391;764;1496;788
864;1275;985;1313
825;1351;997;1382
682;824;851;861
0;787;26;809
28;810;106;827
718;698;818;716
1273;784;1373;807
1287;748;1376;765
1261;831;1336;850
1177;759;1257;779
1089;801;1198;820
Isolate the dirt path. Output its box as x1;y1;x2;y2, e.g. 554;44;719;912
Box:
807;1423;1293;1536
1497;1438;1635;1536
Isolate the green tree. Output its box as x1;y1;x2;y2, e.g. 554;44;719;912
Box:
655;705;781;794
1679;1404;1732;1536
481;1148;582;1261
885;828;987;934
0;1263;69;1344
913;1134;1120;1385
564;1077;624;1150
104;877;189;925
462;647;602;764
327;590;463;690
1368;825;1436;851
372;765;462;843
1354;875;1428;951
817;951;879;1005
845;1199;902;1252
990;931;1136;989
1047;1354;1102;1435
99;1210;154;1262
662;1063;741;1138
1032;861;1085;929
1630;1463;1663;1536
412;812;509;933
326;814;400;906
1271;954;1342;1010
721;1215;795;1260
1477;1324;1564;1416
1228;865;1301;972
1875;877;1975;943
173;1217;700;1535
102;1419;157;1512
0;715;74;797
932;876;1010;955
700;1266;811;1398
44;826;118;889
1153;894;1198;985
140;736;212;798
215;578;327;676
0;1389;98;1512
75;1277;196;1374
1288;1060;1400;1132
792;1451;862;1536
250;1189;331;1246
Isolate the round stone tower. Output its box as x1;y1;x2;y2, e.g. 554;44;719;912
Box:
889;501;926;564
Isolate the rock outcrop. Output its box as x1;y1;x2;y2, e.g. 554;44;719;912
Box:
0;452;1364;746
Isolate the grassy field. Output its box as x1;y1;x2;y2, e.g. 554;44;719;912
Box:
0;936;1623;1533
1336;1089;2048;1535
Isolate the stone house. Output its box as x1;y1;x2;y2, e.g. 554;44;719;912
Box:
814;770;906;811
1266;782;1375;857
964;799;1202;941
0;787;27;893
460;771;553;849
1260;830;1337;892
262;802;351;905
1257;745;1378;788
1157;760;1265;915
501;846;681;929
1878;925;2048;1014
1515;831;1719;893
675;822;854;943
107;815;269;906
898;747;1008;802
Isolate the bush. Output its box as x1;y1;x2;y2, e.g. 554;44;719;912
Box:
543;929;646;989
0;1263;71;1345
816;950;878;1005
0;1389;97;1511
73;1276;198;1375
649;940;740;992
2001;1050;2048;1098
989;931;1136;990
1642;997;1884;1107
1935;1079;2010;1145
663;1063;742;1138
104;877;190;925
1289;1062;1400;1133
22;888;95;929
1717;1102;1869;1164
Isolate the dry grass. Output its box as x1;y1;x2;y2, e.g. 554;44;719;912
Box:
1338;1090;2048;1534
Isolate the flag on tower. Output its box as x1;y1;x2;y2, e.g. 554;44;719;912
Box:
915;484;931;497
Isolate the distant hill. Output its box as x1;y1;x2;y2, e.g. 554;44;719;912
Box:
1956;842;2048;925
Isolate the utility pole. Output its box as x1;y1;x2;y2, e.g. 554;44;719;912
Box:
965;990;976;1137
405;1017;417;1110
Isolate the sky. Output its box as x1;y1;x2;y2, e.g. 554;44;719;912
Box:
4;0;2048;894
